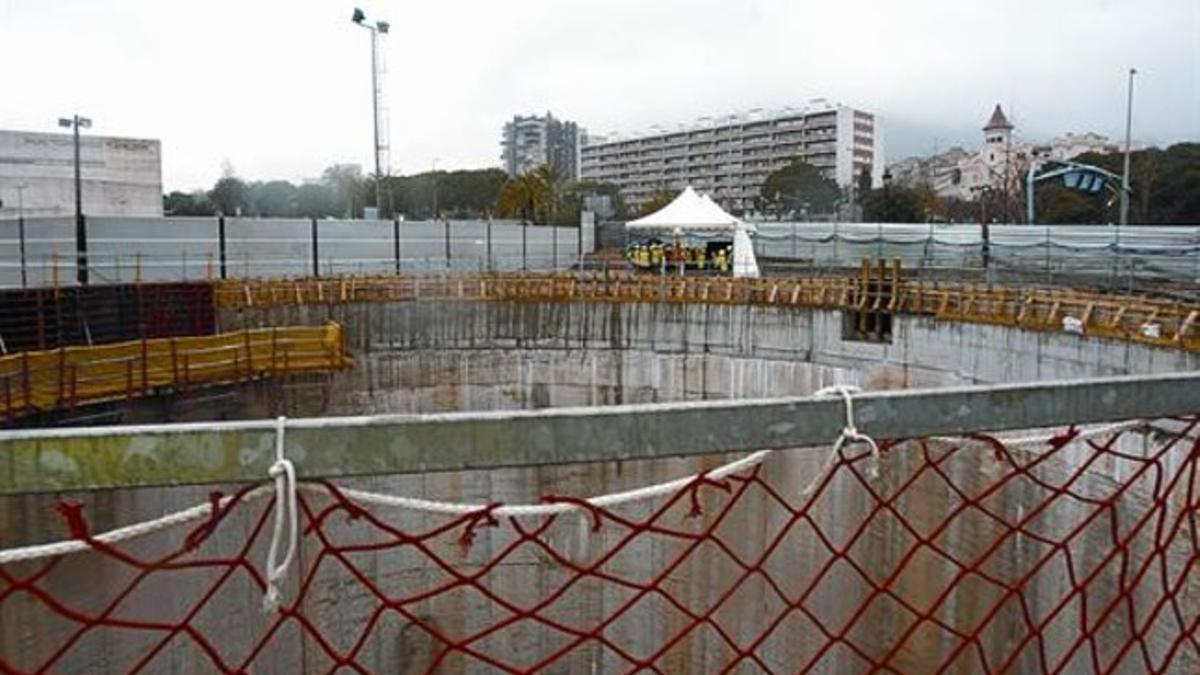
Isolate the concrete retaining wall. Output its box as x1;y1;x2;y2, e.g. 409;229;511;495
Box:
220;300;1200;419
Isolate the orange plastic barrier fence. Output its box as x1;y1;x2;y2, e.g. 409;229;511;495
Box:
0;322;350;420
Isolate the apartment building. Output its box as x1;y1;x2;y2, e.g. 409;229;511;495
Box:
579;102;883;213
500;113;583;180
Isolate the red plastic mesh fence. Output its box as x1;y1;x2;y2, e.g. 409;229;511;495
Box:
1;418;1198;673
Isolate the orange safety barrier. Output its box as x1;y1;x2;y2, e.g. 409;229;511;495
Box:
0;322;350;420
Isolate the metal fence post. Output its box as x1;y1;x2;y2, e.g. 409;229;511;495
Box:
443;218;452;270
1110;225;1121;291
553;225;558;270
76;213;88;286
924;223;934;270
791;221;797;259
17;213;27;289
218;215;228;280
577;223;583;271
522;220;528;272
311;217;320;278
1044;226;1052;284
832;221;839;270
1194;227;1200;285
393;216;401;275
981;222;991;284
487;217;494;272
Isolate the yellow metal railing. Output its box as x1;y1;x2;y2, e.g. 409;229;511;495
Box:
212;273;1200;352
0;322;350;419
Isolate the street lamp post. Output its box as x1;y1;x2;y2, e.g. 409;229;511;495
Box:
58;114;92;285
352;8;390;220
1119;68;1136;226
882;169;893;222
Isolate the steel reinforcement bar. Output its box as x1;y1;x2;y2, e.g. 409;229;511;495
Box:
212;272;1200;352
0;322;351;421
1;370;1198;495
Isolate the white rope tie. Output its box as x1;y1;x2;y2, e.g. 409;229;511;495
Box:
262;416;298;614
813;385;882;485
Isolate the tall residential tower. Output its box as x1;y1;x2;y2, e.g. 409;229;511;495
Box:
500;113;583;180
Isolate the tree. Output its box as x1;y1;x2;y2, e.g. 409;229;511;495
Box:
322;164;366;218
1036;183;1104;224
862;185;925;222
856;165;873;195
1067;143;1200;224
761;161;841;217
163;190;215;216
249;180;299;217
296;182;337;218
208;176;248;216
494;165;561;224
554;180;626;225
635;189;677;217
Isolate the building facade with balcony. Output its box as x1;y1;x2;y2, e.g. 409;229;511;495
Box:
500;113;583;180
579;102;884;214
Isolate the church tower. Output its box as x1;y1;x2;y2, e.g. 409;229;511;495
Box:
983;104;1014;163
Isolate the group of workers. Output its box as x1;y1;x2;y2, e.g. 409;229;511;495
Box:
625;240;733;274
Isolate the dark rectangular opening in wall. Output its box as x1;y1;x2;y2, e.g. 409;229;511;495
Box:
842;309;893;344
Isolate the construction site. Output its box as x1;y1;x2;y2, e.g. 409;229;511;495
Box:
0;214;1198;673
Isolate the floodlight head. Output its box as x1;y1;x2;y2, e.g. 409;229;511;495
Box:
58;118;72;128
77;117;92;129
351;8;365;24
376;20;389;33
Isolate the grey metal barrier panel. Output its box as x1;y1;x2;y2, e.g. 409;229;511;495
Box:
395;221;448;264
445;221;489;269
88;216;220;284
225;217;312;278
740;222;1200;280
1;371;1198;495
0;217;77;288
316;219;392;276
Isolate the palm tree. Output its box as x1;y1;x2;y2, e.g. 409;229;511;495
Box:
635;189;677;217
495;164;561;224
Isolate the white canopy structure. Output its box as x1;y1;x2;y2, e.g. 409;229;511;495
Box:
626;187;757;233
625;187;759;278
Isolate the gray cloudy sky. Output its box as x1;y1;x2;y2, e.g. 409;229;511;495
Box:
2;0;1196;191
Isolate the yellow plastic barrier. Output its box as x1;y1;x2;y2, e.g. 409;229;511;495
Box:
0;322;351;419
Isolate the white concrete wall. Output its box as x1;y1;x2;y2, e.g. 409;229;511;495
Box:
0;130;162;218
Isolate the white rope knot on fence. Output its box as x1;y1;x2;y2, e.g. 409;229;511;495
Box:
813;385;882;483
263;416;298;614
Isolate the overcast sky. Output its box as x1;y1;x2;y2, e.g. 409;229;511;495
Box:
2;0;1196;191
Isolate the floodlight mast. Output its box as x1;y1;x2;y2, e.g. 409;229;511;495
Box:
352;8;390;218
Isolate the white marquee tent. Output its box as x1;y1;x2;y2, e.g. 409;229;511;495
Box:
625;187;759;277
